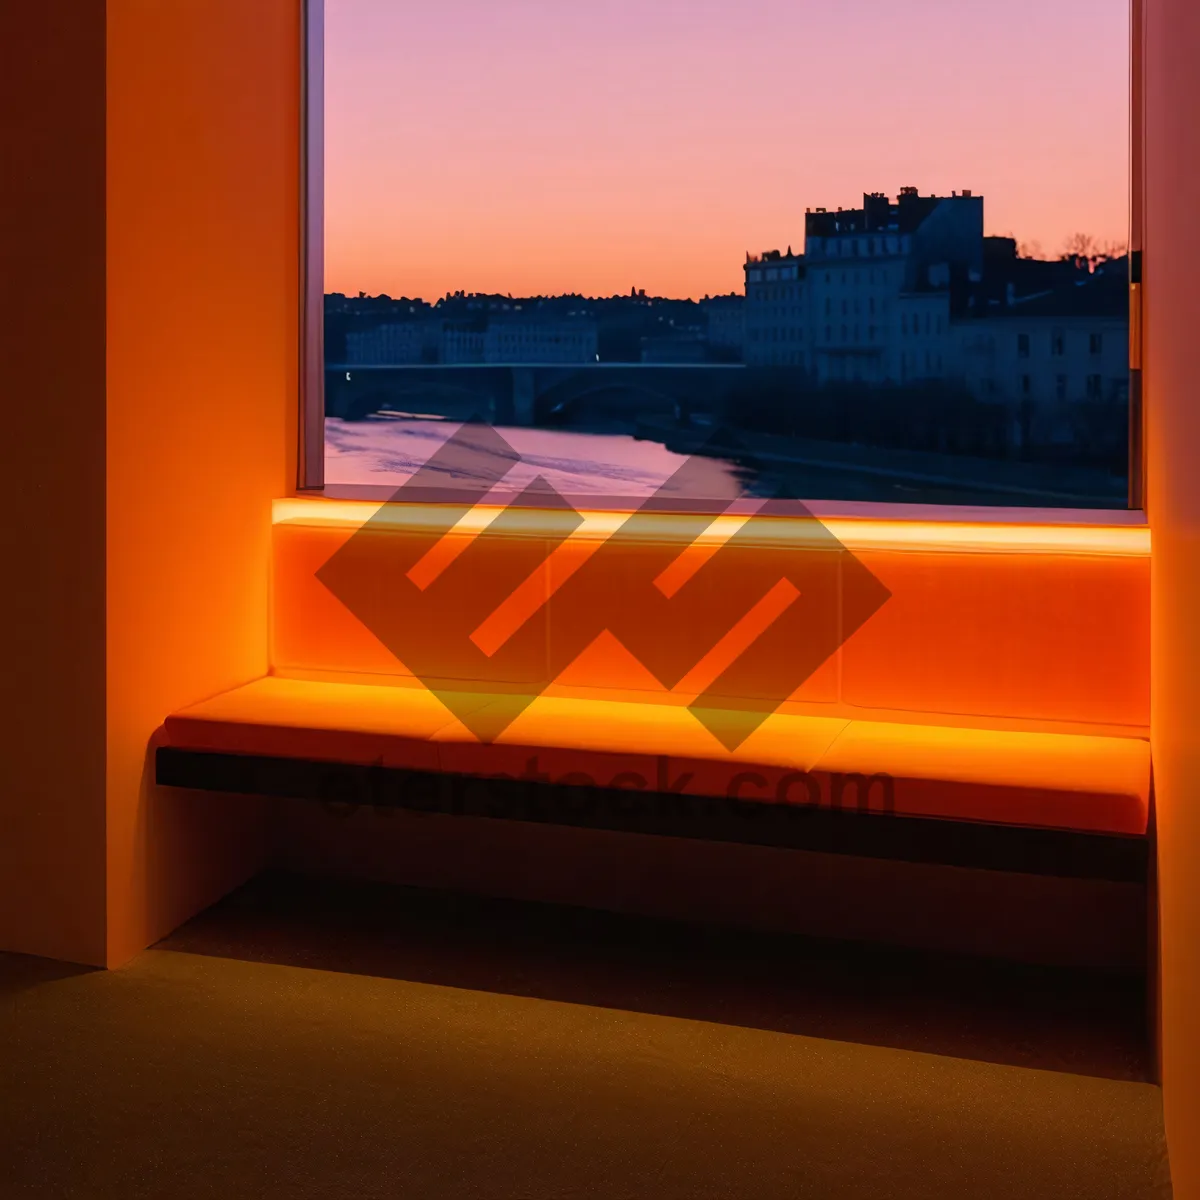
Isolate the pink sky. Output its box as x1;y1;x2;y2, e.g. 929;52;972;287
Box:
325;0;1130;300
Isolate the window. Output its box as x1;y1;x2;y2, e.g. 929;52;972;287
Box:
317;0;1134;509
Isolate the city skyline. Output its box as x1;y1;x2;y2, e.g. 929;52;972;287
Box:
325;0;1131;301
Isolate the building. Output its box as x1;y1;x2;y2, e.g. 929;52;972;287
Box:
956;267;1129;445
441;321;486;364
344;322;425;366
482;315;598;364
701;295;745;361
640;332;707;363
743;249;807;367
802;188;983;385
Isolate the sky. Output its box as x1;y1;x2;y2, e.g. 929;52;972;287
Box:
324;0;1131;301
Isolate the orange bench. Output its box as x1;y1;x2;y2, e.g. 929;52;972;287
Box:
156;505;1152;888
157;675;1150;883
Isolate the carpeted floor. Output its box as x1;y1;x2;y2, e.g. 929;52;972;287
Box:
0;874;1173;1199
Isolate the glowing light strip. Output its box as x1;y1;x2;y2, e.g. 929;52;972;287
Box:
273;498;1151;557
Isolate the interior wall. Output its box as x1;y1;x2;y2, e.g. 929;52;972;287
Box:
1145;0;1200;1192
0;5;109;964
104;0;302;966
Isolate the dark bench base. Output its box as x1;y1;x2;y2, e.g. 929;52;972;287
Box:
156;747;1148;884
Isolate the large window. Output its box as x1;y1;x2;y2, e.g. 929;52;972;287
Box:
313;0;1135;510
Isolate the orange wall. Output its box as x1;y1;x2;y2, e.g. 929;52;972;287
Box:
103;0;302;966
0;5;109;965
1147;0;1200;1191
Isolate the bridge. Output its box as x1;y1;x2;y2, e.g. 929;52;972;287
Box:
324;362;747;425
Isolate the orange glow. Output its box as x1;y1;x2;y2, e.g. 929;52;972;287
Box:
271;498;1151;733
675;578;800;696
273;498;1151;557
164;676;1150;836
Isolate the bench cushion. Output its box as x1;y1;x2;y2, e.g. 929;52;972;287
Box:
161;676;1150;837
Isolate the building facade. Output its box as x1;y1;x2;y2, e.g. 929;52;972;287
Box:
743;250;807;367
740;189;1128;439
345;321;426;366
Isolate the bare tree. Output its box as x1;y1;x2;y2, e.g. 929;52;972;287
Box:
1094;238;1129;262
1061;232;1098;261
1059;233;1129;272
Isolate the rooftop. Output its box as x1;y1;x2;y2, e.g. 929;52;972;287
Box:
806;189;980;238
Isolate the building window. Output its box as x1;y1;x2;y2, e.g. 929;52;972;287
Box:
1087;374;1103;399
1052;330;1065;356
1090;332;1104;355
1021;374;1032;396
1018;333;1030;358
1056;374;1068;401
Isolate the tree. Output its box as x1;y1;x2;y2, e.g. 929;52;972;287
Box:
1061;232;1097;262
1059;233;1129;273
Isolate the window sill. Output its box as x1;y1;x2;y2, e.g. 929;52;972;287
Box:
275;496;1149;557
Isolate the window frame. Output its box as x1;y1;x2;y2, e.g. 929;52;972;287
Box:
299;0;1146;515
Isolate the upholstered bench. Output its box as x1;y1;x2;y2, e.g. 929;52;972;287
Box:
156;675;1150;881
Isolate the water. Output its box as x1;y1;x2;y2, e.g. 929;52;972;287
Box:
323;416;1084;508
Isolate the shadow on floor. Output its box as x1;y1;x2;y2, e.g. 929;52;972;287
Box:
159;870;1151;1082
0;953;96;1001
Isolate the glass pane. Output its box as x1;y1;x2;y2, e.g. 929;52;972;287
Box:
322;0;1131;509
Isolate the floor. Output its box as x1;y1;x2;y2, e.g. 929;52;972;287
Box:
1;873;1173;1199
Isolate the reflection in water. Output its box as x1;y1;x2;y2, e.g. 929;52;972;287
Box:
324;416;1115;508
325;416;749;502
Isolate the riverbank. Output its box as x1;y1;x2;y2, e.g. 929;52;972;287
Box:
635;417;1128;507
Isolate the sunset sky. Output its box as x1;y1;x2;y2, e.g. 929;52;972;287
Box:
325;0;1130;301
